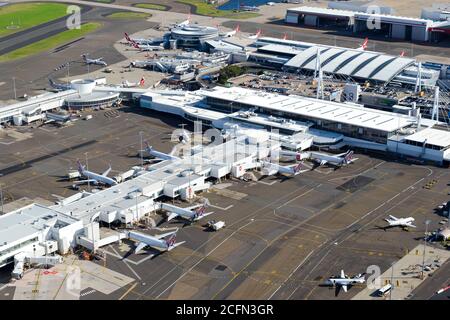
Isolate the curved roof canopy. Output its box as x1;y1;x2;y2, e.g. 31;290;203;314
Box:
284;46;415;82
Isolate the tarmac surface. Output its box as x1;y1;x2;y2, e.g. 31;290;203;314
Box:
1;0;449;300
0;106;449;300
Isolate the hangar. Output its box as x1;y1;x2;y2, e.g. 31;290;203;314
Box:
285;7;441;42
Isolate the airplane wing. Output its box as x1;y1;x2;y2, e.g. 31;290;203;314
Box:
186;203;203;211
195;212;214;221
320;160;328;166
134;242;148;254
406;223;417;228
336;152;348;157
102;166;112;177
388;215;398;220
294;169;309;175
340;270;345;278
166;212;180;222
155;230;178;240
341;284;348;293
72;179;98;185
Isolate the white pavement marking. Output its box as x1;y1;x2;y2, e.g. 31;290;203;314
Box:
257;180;278;186
268;251;314;300
109;246;141;280
208;204;233;211
154;221;254;299
105;246;156;266
80;289;96;297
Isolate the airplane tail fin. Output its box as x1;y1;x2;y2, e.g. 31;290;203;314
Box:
400;50;405;57
194;205;207;219
361;37;368;50
165;229;178;247
144;141;152;151
236;24;240;33
282;33;287;40
124;32;130;42
139;77;145;86
293;161;303;174
256;29;261;37
76;160;85;174
344;150;354;164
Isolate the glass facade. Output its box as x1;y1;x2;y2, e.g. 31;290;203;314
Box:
0;236;39;266
404;139;443;150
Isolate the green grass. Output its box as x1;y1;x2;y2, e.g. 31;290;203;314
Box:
0;22;102;62
107;11;151;19
0;2;69;37
134;3;167;10
177;0;259;19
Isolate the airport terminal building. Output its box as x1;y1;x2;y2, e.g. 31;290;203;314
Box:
248;37;439;88
141;87;450;165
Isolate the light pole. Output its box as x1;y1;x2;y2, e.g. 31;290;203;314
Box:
421;219;431;279
12;77;17;100
85;152;90;192
139;131;144;167
0;173;4;214
66;62;70;86
389;261;395;300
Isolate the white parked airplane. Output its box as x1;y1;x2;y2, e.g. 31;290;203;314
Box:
81;54;107;66
261;161;308;176
163;201;214;223
274;149;306;162
384;215;416;229
74;160;117;186
356;37;368;50
48;78;71;91
247;29;262;40
121;77;145;88
176;14;191;27
131;42;164;51
222;25;239;38
142;141;179;161
324;270;366;295
307;150;357;168
128;229;185;254
124;32;162;45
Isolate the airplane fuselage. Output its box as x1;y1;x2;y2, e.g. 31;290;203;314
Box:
146;148;179;161
81;170;117;186
309;152;345;166
128;230;169;251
